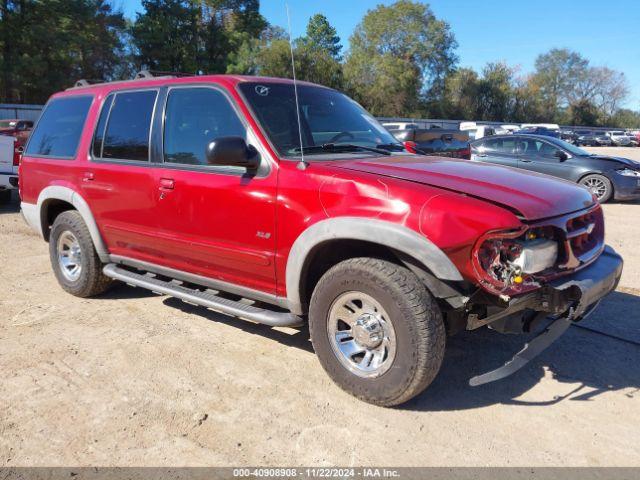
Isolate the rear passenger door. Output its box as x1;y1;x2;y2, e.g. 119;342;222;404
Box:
151;85;278;295
82;89;161;260
471;137;518;167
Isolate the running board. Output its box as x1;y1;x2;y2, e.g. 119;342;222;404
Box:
103;264;303;327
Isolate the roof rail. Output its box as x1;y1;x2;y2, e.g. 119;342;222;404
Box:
73;79;104;88
134;70;197;80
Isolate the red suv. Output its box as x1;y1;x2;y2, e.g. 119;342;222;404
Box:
19;73;623;406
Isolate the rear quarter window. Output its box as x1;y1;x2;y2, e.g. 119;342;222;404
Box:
25;96;93;158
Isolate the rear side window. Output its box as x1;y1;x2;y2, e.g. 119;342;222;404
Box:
101;90;157;162
25;96;93;158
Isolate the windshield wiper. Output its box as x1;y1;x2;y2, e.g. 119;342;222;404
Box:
376;142;405;152
293;143;391;156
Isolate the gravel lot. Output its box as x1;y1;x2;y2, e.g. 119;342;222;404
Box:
1;147;639;467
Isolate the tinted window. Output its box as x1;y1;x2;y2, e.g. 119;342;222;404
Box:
25;96;92;158
102;90;157;161
163;87;245;165
480;137;516;153
520;138;560;157
92;94;114;158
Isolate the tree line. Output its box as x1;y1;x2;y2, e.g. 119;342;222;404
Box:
1;0;638;128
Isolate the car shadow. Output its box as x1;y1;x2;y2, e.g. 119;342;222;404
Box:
103;283;640;410
0;191;20;214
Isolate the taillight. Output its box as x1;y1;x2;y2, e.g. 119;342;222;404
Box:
13;144;23;166
403;141;418;154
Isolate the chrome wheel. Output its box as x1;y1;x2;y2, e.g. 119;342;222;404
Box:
582;177;607;200
327;291;396;378
57;231;83;282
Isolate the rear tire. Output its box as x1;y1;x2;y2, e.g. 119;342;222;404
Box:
0;189;11;203
49;210;112;297
309;257;445;407
580;174;613;203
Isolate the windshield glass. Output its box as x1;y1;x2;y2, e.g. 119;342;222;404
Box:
238;82;400;157
0;120;17;128
548;137;589;156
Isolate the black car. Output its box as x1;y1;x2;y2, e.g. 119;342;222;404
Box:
470;134;640;202
560;129;578;144
391;128;470;158
518;126;560;138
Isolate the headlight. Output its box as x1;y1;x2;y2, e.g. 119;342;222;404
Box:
472;227;558;297
617;168;640;177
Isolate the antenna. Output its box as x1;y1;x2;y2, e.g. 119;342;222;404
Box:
285;3;307;170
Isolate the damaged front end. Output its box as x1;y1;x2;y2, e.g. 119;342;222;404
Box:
450;205;623;386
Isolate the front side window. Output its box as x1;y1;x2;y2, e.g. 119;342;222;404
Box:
163;87;246;165
25;96;93;158
102;90;157;161
238;82;398;157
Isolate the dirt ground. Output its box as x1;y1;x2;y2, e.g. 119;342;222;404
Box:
1;147;639;467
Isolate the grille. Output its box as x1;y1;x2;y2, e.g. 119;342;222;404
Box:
560;206;605;269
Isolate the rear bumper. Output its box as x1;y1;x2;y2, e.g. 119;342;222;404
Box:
0;173;18;190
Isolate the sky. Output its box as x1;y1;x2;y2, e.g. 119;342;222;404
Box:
118;0;640;108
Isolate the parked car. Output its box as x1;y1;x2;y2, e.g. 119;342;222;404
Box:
382;122;419;131
518;126;560;138
521;123;560;131
606;131;631;146
575;130;612;147
0;119;34;145
560;129;578;144
20;74;623;406
391;128;470;158
470;134;640;202
0;134;19;202
459;121;496;140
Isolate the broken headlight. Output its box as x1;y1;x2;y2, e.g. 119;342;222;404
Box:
473;227;559;296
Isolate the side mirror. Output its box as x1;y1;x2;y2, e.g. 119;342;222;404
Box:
555;150;568;161
206;136;260;171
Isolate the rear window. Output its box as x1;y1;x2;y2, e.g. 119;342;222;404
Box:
25;96;93;158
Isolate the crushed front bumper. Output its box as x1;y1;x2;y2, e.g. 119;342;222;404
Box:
469;245;623;386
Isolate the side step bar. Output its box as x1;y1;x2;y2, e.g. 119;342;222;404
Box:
103;264;303;327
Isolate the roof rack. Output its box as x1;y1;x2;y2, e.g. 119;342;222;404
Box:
73;79;104;88
134;70;198;80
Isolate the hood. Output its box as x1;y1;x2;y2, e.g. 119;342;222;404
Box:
584;154;640;169
330;156;595;220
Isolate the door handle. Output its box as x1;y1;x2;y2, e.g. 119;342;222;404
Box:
477;153;487;157
83;172;94;181
159;178;175;190
520;159;532;163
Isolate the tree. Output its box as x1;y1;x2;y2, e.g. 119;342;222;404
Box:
343;0;457;116
0;0;128;103
531;48;589;118
300;13;341;59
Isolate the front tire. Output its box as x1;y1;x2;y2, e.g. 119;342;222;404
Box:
580;174;613;203
49;210;112;297
309;258;445;407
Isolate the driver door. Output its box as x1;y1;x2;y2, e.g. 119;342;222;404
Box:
517;138;571;179
150;85;279;294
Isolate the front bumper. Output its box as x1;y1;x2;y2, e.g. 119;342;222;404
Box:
613;173;640;200
468;246;623;386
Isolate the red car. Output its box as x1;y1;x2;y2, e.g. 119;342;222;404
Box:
19;73;622;406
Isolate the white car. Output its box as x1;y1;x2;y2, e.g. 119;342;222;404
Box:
0;135;19;203
606;131;631;146
459;122;497;140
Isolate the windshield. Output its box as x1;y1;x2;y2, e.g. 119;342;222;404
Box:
547;137;590;156
0;120;17;128
238;82;400;157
